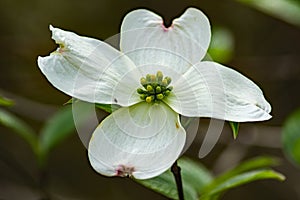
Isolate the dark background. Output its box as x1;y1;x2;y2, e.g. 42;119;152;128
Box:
0;0;299;199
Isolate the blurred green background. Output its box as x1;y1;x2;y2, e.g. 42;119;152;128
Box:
0;0;300;199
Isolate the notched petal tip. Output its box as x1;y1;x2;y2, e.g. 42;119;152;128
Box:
116;165;135;177
47;25;72;48
121;7;212;68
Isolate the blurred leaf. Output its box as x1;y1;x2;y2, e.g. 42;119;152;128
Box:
201;169;285;199
207;27;234;63
237;0;300;26
39;105;75;163
228;121;239;139
0;108;38;154
282;108;300;167
201;157;284;200
212;156;280;186
135;157;213;200
227;156;280;173
0;96;14;107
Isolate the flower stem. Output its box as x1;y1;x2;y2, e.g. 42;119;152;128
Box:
171;161;184;200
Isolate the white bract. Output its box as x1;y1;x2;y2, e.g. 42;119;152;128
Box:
37;8;272;179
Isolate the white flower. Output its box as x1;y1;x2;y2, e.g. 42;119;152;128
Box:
37;8;271;179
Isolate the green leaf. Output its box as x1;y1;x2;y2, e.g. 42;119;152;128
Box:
201;156;281;200
207;27;234;63
236;0;300;27
0;108;38;155
228;121;239;139
282;108;300;167
135;157;213;200
212;156;280;186
0;96;14;107
136;170;198;200
179;157;214;194
39;105;75;164
201;169;285;199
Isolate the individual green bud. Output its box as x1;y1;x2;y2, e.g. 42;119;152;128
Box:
146;85;153;92
146;74;151;82
146;95;154;103
165;77;172;85
150;75;156;82
152;82;158;88
161;79;168;87
156;93;164;100
137;88;145;94
164;90;171;96
155;86;162;93
140;94;147;100
140;77;147;86
156;71;163;82
160;85;166;91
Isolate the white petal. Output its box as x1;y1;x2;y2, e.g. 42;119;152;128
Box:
88;102;186;179
120;8;211;73
38;25;141;106
164;61;272;122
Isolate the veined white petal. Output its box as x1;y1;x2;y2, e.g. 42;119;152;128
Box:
88;102;186;179
123;48;193;75
120;8;211;73
164;61;272;122
38;25;141;106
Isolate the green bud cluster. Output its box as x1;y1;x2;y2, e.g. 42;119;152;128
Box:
137;71;173;103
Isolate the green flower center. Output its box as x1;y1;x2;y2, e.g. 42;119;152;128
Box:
137;71;173;103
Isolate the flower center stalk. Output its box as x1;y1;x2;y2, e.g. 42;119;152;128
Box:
137;71;173;103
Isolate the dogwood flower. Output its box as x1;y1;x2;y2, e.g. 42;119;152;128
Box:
37;8;271;179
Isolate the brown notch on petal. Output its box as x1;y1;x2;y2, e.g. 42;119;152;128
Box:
161;21;174;32
116;165;135;177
